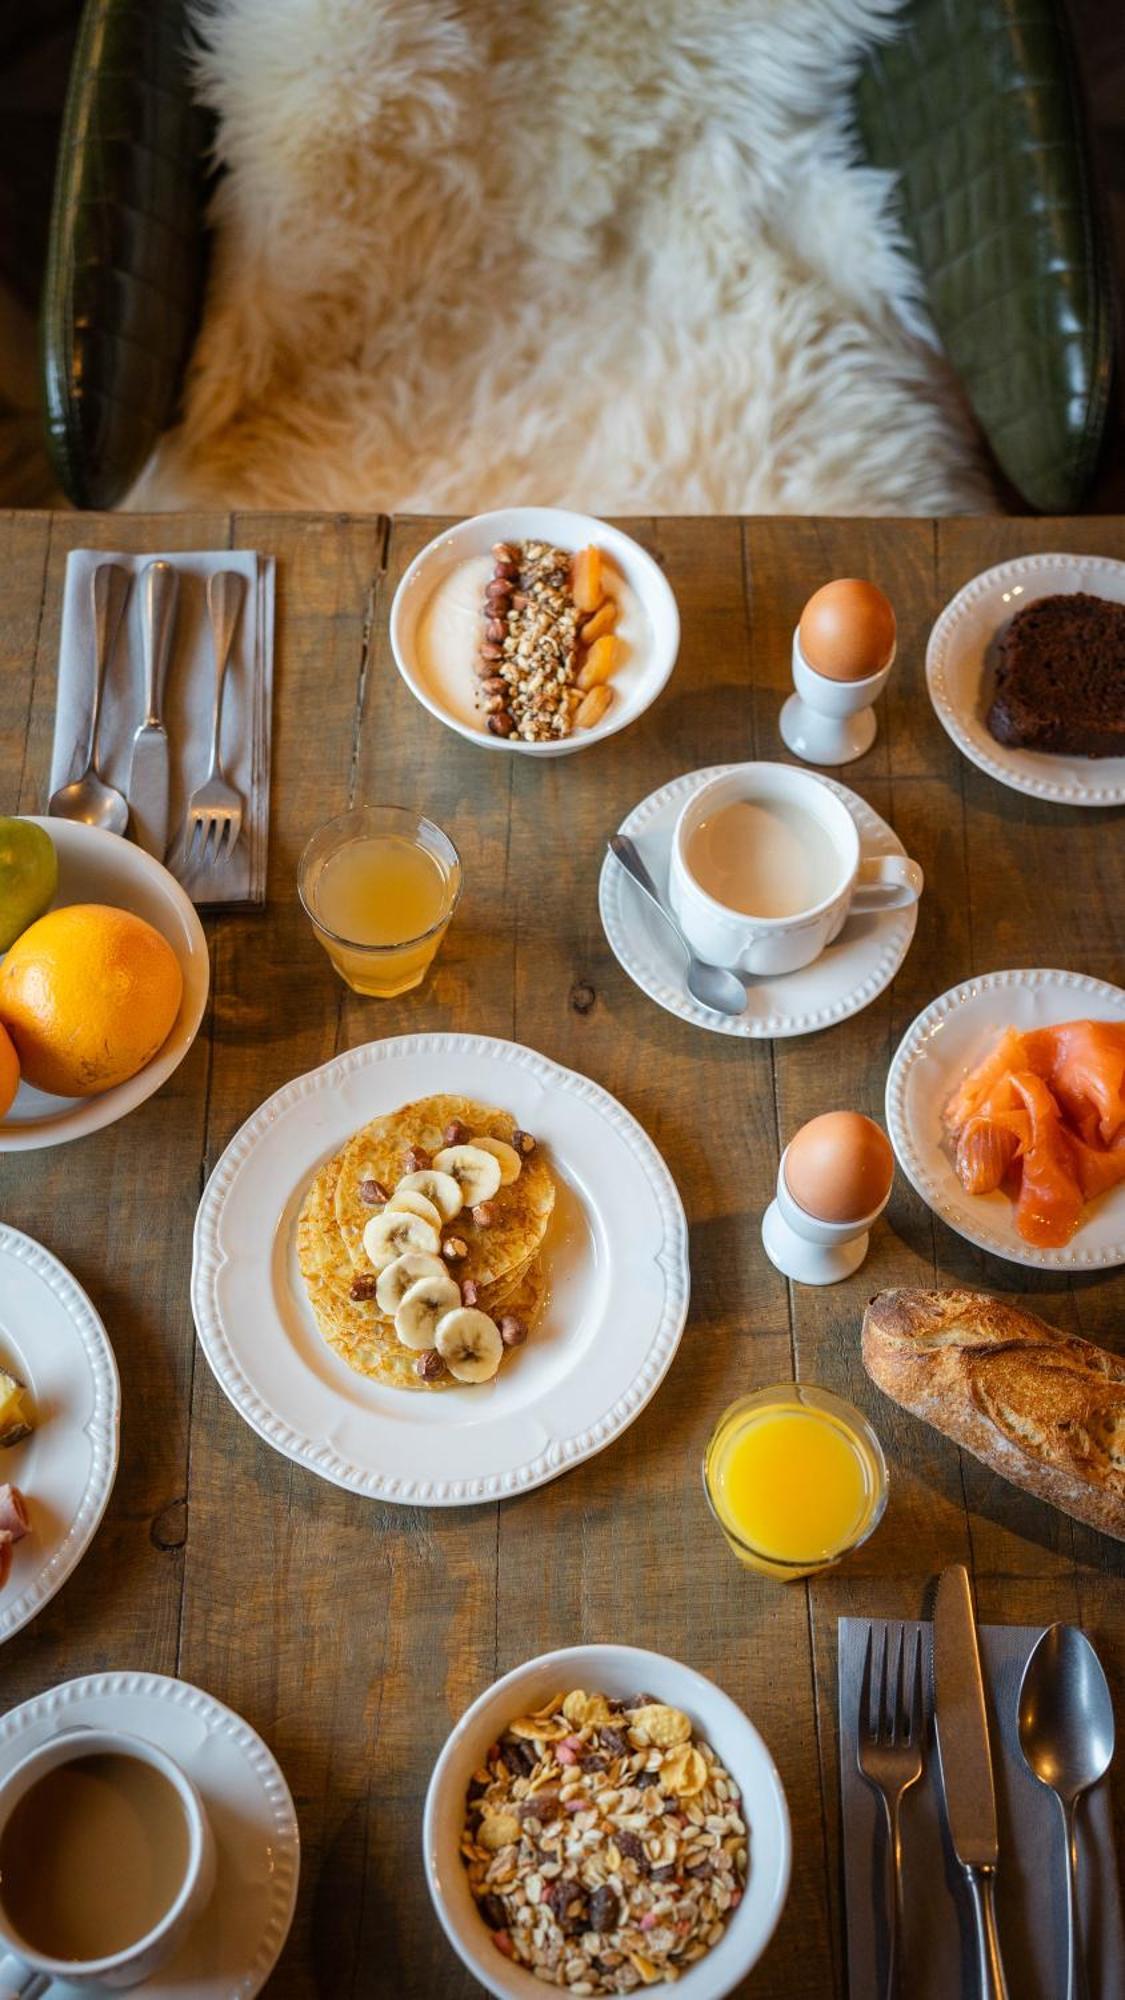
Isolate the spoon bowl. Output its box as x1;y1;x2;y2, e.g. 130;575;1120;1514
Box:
1018;1623;1115;2000
608;835;748;1017
47;769;129;836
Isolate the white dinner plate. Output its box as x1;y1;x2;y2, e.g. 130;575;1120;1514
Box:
0;817;209;1150
192;1034;690;1504
598;766;918;1038
0;1225;119;1640
926;553;1125;806
886;968;1125;1269
389;507;680;757
0;1671;299;1998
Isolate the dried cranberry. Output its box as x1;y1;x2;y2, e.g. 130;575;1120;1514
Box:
589;1886;620;1933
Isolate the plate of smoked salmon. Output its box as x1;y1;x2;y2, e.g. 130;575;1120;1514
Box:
886;969;1125;1268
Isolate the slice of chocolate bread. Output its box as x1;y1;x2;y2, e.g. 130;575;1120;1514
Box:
987;592;1125;757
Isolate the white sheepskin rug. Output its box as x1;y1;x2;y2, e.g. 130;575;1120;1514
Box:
132;0;992;515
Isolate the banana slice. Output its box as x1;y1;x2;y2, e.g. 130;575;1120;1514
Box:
394;1271;463;1350
395;1168;463;1221
432;1144;502;1207
375;1251;447;1315
384;1188;444;1231
435;1307;504;1384
470;1135;522;1187
363;1208;441;1270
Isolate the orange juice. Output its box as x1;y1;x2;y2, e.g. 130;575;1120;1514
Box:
703;1385;887;1579
299;808;461;997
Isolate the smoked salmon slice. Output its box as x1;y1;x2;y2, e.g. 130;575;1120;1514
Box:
944;1018;1125;1247
1008;1072;1083;1248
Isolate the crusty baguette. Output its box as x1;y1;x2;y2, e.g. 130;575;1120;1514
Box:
862;1289;1125;1542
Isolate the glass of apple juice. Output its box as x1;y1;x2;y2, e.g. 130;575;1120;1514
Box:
298;805;462;997
702;1383;888;1581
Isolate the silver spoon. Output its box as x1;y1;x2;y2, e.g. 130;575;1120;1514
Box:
48;563;132;834
1017;1623;1115;2000
609;834;748;1017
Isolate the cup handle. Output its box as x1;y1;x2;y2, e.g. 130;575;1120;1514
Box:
0;1955;51;1998
851;855;923;913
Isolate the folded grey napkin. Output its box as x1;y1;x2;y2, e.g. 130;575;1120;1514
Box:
838;1617;1122;2000
49;549;275;907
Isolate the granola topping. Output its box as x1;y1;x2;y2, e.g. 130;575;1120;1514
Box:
460;1690;748;1991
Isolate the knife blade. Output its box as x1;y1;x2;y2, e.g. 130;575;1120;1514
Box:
128;560;179;858
933;1564;1010;1998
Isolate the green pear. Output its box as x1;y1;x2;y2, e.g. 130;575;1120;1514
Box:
0;819;58;952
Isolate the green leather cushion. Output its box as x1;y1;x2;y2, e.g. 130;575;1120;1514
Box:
858;0;1113;514
40;0;210;510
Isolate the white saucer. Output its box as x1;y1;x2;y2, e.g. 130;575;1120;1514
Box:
926;552;1125;807
0;1671;299;1997
886;967;1125;1269
0;1226;119;1643
598;766;918;1038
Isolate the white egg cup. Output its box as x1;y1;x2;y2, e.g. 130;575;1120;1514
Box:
779;629;895;767
761;1145;891;1286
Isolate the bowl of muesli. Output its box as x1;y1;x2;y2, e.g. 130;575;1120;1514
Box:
390;508;680;757
423;1643;790;1998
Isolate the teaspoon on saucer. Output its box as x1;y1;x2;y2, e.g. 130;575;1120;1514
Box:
608;835;748;1017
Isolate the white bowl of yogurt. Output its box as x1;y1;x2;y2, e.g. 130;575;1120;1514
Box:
389;508;680;757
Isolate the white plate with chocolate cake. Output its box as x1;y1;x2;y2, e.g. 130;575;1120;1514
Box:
926;552;1125;806
390;508;680;756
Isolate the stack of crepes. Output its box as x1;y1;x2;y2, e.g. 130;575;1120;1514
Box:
297;1095;555;1390
944;1020;1125;1247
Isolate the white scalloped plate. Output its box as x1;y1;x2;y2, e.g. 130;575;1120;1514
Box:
0;1671;299;1997
192;1035;689;1504
926;553;1125;806
886;969;1125;1269
0;1226;119;1641
598;766;918;1037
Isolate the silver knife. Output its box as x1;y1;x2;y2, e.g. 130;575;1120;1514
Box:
932;1565;1010;2000
128;560;179;858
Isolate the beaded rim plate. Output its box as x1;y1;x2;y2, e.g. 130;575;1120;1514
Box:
926;553;1125;807
598;765;918;1038
0;1671;299;1997
192;1034;689;1504
0;1225;119;1642
886;968;1125;1269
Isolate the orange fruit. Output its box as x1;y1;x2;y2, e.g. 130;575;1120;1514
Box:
0;904;183;1098
0;1024;18;1117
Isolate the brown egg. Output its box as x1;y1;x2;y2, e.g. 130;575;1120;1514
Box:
798;579;896;682
784;1112;894;1224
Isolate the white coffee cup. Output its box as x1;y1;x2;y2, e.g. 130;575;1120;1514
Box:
668;763;922;977
0;1729;216;1995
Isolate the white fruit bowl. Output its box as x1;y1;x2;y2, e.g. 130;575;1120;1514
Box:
0;818;209;1151
389;508;680;757
423;1643;791;1999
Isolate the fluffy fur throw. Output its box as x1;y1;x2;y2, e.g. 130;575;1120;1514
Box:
133;0;991;515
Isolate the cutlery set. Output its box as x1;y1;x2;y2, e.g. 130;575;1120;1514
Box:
48;559;247;869
858;1567;1115;2000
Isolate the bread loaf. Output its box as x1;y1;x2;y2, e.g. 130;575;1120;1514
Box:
862;1288;1125;1541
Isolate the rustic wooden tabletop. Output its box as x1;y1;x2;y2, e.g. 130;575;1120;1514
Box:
0;510;1122;1998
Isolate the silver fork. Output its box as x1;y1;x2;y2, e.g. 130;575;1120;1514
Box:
857;1622;925;2000
186;570;247;870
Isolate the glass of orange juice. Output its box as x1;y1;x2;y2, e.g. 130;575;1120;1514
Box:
298;805;462;998
703;1383;887;1581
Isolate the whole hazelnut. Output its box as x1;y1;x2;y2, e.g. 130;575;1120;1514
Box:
499;1316;527;1349
442;1236;469;1262
473;1201;497;1227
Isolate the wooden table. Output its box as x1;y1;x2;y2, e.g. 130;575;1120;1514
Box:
1;511;1122;1997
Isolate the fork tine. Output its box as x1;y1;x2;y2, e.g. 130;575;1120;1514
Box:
859;1624;874;1746
908;1627;924;1746
894;1625;911;1746
187;817;203;870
